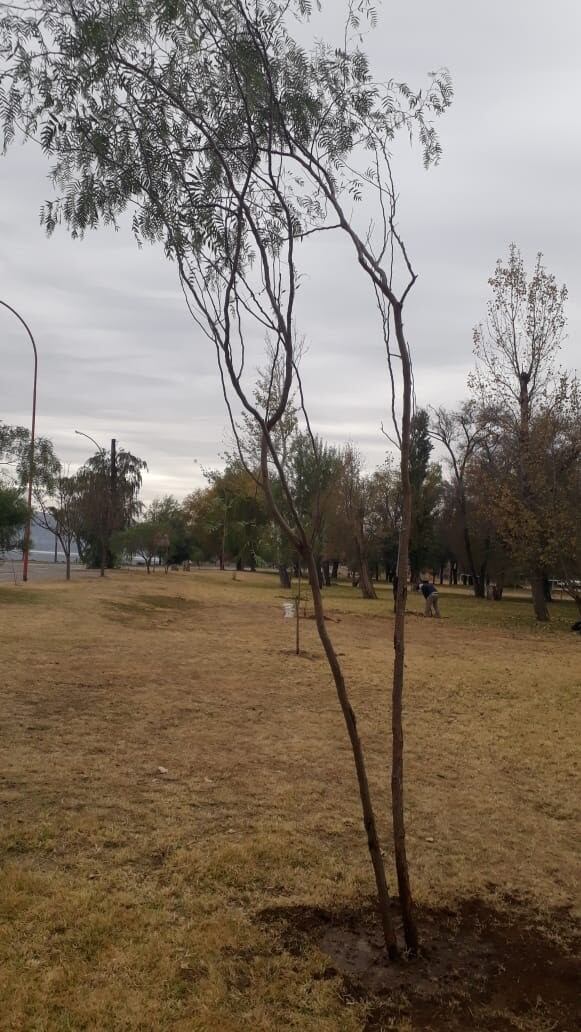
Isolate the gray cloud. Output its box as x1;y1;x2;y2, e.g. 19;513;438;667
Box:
1;0;580;500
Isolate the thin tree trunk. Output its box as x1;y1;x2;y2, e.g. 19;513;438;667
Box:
474;561;487;599
531;569;549;621
392;304;419;954
65;553;71;581
358;557;377;599
278;564;291;589
461;510;483;597
322;559;331;587
316;558;324;589
305;548;398;960
331;559;339;580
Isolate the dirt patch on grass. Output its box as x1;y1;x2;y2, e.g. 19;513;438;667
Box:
260;897;580;1030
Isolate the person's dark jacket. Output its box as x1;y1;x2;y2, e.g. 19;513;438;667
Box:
420;581;437;599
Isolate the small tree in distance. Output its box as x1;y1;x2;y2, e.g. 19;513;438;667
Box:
34;473;83;579
114;521;165;573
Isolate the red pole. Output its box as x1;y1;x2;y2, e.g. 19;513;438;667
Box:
0;300;38;583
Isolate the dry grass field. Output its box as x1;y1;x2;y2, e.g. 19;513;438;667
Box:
0;570;579;1031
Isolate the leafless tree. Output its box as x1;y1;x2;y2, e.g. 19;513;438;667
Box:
470;245;568;620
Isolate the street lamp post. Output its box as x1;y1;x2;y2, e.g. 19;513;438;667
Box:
0;299;38;583
75;431;116;577
75;429;106;457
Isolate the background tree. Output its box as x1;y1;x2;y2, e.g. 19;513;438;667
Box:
367;457;402;584
147;495;195;566
430;402;494;596
73;447;146;573
338;446;378;598
408;409;443;583
33;472;83;579
114;520;166;573
470;245;568;620
1;420;61;565
0;482;28;553
1;420;60;501
287;433;341;587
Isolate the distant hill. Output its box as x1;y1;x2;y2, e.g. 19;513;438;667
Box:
30;520;57;552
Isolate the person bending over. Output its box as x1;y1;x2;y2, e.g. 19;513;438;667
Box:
420;577;441;618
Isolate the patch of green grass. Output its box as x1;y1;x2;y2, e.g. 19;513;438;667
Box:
0;586;43;606
139;594;201;611
434;590;578;635
216;573;577;635
104;593;201;624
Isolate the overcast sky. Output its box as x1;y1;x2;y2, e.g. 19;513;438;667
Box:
1;0;580;502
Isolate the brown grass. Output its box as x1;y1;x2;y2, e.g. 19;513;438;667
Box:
0;570;579;1031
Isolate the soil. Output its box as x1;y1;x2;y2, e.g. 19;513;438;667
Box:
259;897;580;1031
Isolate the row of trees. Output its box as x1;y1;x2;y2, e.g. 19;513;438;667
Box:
114;249;581;623
0;424;146;577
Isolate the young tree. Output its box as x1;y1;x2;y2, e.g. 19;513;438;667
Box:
115;520;164;572
471;245;568;620
33;473;83;579
0;0;452;956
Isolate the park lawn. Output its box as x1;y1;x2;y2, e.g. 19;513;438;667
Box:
0;570;579;1031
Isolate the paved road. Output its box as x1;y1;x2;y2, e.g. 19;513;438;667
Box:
0;560;99;584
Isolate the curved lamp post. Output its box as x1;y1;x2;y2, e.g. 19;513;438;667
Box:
74;429;106;456
0;299;38;583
